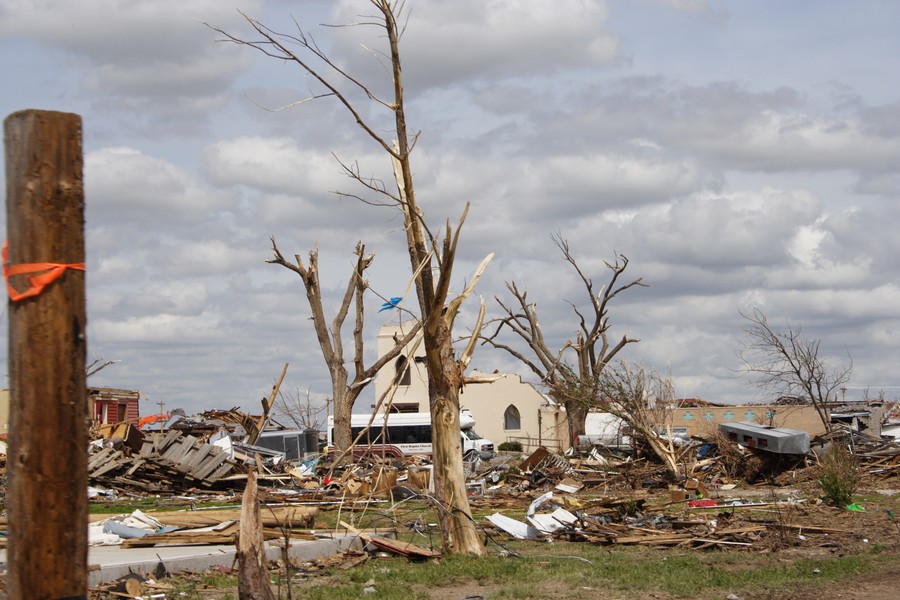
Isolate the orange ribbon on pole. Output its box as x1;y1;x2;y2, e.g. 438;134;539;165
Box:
3;241;85;302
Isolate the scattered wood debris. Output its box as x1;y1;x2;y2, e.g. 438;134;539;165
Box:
88;429;240;492
341;521;441;560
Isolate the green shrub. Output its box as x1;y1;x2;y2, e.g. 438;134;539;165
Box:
818;443;859;507
498;441;523;452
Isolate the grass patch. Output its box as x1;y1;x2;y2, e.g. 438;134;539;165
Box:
199;572;239;589
851;491;900;507
88;497;240;514
168;572;239;600
163;542;896;599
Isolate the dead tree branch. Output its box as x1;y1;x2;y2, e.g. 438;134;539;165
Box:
739;307;851;434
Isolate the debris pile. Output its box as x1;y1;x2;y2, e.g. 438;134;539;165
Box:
88;429;241;493
86;407;322;495
818;428;900;479
472;425;900;554
480;479;864;552
43;406;900;509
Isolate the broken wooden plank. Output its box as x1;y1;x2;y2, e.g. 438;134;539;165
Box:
769;523;852;535
124;458;146;477
340;520;441;559
87;447;115;470
90;455;128;479
183;443;213;470
192;450;230;480
148;507;317;528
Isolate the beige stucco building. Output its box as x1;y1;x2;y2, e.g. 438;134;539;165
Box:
374;325;568;452
666;402;831;438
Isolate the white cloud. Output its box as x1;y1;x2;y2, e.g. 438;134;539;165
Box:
754;286;900;326
765;258;875;292
204;136;353;196
329;0;620;90
87;146;236;223
130;281;210;317
537;153;701;209
0;0;260;126
1;1;256;55
786;224;831;268
163;240;259;277
853;170;900;197
4;0;900;413
705;110;900;172
632;188;822;268
92;311;222;344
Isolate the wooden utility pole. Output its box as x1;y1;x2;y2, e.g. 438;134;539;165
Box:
5;110;88;599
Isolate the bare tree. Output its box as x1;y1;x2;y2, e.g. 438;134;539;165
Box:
273;386;328;431
482;234;647;447
595;361;689;476
210;1;491;554
740;307;851;434
267;239;421;458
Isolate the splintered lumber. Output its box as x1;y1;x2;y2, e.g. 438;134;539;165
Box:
340;520;441;559
89;451;129;478
688;538;754;548
115;506;319;549
192;451;230;480
768;523;852;535
162;435;199;462
89;430;241;491
566;520;767;548
88;447;115;470
364;535;442;559
519;446;571;474
611;525;765;546
148;506;317;529
122;524;238;549
119;525;318;549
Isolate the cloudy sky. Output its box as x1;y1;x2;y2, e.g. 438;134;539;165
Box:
2;0;899;419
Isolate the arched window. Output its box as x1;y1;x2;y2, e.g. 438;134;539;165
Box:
504;405;521;430
395;355;411;386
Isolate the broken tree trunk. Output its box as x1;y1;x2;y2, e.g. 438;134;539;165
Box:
427;320;486;555
236;470;277;600
5;109;88;599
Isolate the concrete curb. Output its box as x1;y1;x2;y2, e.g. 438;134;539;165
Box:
0;534;365;588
